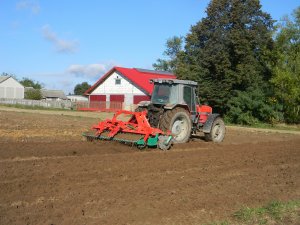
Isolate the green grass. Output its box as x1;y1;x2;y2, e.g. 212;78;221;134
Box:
0;103;71;111
233;200;300;224
204;200;300;225
227;121;300;132
251;122;299;131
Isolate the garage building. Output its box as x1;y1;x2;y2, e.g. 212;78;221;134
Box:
84;67;176;110
0;76;24;99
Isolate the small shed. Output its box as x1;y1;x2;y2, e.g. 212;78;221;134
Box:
84;67;176;110
0;76;24;99
41;89;67;101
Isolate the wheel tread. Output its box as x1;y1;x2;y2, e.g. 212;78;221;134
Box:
205;117;225;143
159;107;192;143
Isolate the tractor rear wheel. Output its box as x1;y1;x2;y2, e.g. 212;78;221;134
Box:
159;108;192;143
204;117;225;143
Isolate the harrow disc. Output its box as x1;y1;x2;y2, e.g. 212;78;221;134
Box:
82;132;98;142
83;131;147;147
158;135;173;151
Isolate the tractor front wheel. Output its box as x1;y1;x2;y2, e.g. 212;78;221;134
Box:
159;108;192;143
204;117;225;143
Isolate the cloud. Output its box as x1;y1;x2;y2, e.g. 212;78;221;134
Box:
42;25;79;53
67;63;116;78
16;0;40;14
20;62;117;94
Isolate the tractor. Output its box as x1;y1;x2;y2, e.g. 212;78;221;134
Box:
83;79;225;150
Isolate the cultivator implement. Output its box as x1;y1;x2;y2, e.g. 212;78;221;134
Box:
82;110;173;150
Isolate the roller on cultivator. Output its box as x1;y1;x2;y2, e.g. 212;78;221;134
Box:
83;110;173;150
84;79;226;150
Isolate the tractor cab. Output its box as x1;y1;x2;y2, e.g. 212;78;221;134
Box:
150;79;198;114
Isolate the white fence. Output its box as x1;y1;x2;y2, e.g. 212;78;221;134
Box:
0;98;139;111
0;98;73;109
75;101;138;111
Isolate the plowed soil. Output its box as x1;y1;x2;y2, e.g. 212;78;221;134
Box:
0;109;299;225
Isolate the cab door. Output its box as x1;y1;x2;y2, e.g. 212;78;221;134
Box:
183;86;196;114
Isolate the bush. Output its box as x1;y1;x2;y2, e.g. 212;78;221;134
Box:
24;89;42;100
225;89;283;125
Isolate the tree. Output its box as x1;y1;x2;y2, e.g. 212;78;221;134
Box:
271;7;300;123
74;82;91;95
24;89;42;100
20;77;43;89
173;0;275;114
153;36;183;72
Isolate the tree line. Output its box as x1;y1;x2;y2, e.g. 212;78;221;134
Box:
153;0;299;124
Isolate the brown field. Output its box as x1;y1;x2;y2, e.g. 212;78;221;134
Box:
0;107;299;225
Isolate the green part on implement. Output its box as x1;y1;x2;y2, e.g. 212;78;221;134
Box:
83;132;163;149
147;134;159;147
136;138;146;146
166;135;172;144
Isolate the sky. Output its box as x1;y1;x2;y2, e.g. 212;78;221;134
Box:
0;0;299;94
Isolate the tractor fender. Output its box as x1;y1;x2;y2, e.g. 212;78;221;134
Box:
164;104;189;111
203;113;220;133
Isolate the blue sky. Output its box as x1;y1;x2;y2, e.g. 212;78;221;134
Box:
0;0;299;94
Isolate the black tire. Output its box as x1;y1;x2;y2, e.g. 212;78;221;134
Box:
159;108;192;143
204;117;225;143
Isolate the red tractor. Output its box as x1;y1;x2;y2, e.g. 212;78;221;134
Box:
83;79;225;150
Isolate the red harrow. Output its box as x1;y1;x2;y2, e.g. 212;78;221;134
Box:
82;110;173;150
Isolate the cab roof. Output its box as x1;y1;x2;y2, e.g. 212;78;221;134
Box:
151;79;198;86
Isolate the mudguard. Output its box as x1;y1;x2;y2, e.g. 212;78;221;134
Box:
203;113;220;133
164;104;190;111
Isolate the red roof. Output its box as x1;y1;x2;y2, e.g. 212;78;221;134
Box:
84;67;176;96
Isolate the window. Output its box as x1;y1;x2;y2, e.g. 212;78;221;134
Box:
115;78;121;85
151;84;178;104
183;86;192;106
183;86;196;112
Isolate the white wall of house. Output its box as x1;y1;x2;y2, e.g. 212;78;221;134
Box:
0;77;24;99
91;71;146;106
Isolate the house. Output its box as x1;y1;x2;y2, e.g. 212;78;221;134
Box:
84;67;176;110
41;89;67;101
0;76;24;99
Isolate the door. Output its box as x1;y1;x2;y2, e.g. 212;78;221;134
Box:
183;86;196;113
110;94;124;110
89;95;106;109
